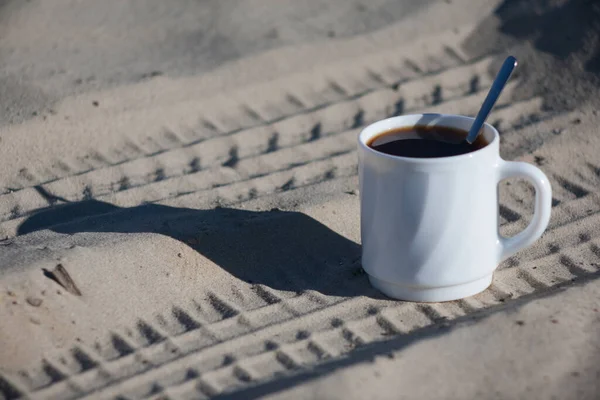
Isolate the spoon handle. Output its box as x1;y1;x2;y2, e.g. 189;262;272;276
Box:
466;56;518;144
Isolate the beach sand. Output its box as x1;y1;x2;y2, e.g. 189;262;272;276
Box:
1;0;600;398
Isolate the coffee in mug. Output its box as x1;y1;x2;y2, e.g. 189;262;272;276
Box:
367;125;487;158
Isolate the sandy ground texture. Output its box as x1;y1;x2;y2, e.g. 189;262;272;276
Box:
255;278;600;400
1;0;600;398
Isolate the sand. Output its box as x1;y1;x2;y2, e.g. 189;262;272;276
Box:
258;278;600;400
1;0;600;398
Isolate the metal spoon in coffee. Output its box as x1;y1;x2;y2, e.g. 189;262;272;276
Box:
465;56;518;144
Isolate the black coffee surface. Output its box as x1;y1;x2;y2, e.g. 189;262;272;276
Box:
367;126;488;158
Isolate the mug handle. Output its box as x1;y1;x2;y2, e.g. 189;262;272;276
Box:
497;160;552;261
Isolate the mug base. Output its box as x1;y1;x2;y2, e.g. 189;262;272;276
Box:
368;274;493;302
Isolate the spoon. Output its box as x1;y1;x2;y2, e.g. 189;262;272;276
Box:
465;56;518;144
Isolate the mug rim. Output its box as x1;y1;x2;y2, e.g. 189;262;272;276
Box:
358;113;499;164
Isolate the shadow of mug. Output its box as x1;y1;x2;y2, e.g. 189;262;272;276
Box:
18;199;373;298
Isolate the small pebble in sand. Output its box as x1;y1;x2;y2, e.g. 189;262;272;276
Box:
30;317;41;325
515;320;525;326
26;297;43;307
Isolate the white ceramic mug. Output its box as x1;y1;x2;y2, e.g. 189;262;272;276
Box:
357;114;552;302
